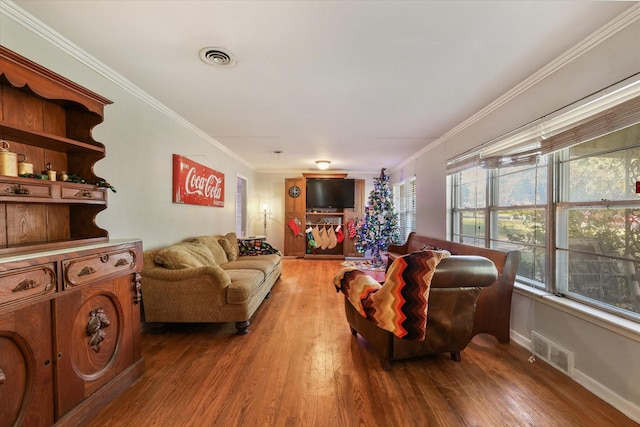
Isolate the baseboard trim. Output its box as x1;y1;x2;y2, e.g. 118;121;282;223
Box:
509;329;640;424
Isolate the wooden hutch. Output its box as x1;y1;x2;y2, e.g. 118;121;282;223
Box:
0;46;143;426
284;173;365;259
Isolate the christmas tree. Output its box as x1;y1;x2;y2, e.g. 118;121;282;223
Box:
356;168;400;266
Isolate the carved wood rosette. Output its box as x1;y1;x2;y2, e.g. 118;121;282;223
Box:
86;307;110;353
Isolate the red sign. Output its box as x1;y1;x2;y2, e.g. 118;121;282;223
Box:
172;154;224;207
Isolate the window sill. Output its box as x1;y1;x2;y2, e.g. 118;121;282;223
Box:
513;282;640;343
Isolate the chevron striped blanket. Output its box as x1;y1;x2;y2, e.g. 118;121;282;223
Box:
333;250;450;341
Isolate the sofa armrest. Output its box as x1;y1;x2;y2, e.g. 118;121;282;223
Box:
142;265;231;287
431;256;498;289
141;264;233;323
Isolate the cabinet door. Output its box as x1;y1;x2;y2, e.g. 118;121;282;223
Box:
285;178;305;213
284;178;307;256
53;275;136;418
284;211;307;257
343;211;364;257
0;302;54;427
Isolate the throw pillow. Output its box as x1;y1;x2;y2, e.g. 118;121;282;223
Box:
219;236;239;262
154;242;216;269
188;236;228;264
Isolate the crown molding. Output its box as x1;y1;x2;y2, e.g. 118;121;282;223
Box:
0;0;254;170
392;3;640;174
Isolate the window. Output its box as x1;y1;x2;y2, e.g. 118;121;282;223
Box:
236;176;247;237
556;131;640;315
451;167;487;246
394;177;416;243
447;76;640;320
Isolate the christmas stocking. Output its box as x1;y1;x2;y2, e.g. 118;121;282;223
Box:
306;229;317;248
311;226;321;248
328;226;337;249
347;220;357;239
287;217;301;236
319;227;329;250
335;226;345;243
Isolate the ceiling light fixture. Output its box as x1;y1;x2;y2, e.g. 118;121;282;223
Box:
199;47;236;67
315;160;331;170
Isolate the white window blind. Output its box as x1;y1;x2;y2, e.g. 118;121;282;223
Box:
394;177;416;243
447;74;640;173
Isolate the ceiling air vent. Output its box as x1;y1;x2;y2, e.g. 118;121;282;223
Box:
199;47;236;67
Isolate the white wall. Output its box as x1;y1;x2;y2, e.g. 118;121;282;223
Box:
389;15;640;422
1;8;257;251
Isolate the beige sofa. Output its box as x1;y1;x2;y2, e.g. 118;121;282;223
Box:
141;233;282;334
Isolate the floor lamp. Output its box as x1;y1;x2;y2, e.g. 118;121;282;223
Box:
262;204;270;238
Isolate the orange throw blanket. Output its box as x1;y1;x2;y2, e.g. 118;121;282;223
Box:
334;250;450;340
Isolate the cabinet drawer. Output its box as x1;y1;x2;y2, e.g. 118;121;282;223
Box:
61;186;106;201
0;180;52;198
0;263;57;305
63;248;137;288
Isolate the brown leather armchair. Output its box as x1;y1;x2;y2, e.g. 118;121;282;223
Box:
335;251;498;370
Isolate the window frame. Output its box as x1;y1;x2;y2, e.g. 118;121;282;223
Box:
394;177;417;244
447;75;640;322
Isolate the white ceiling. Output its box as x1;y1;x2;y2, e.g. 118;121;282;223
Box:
11;1;636;173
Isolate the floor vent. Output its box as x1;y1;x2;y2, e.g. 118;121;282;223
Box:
531;331;574;376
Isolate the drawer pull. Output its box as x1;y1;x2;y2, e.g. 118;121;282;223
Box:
115;258;129;267
0;368;5;384
12;279;39;292
6;184;30;195
86;307;110;353
75;190;93;198
77;266;96;277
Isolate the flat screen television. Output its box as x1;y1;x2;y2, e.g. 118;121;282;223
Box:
306;178;355;209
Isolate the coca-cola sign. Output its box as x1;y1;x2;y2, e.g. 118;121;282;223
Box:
172;154;225;207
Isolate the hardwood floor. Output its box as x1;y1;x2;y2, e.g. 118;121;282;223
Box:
87;259;637;427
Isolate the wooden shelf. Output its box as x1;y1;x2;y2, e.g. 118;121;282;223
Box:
306;212;344;216
302;173;348;179
0;121;105;153
0;46;112;254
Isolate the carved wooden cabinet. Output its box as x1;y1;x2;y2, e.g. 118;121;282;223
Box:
0;45;110;255
0;240;143;427
0;47;144;426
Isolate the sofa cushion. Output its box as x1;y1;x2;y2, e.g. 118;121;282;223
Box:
219;232;239;261
154;241;216;269
222;254;281;275
189;236;229;265
226;269;266;304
